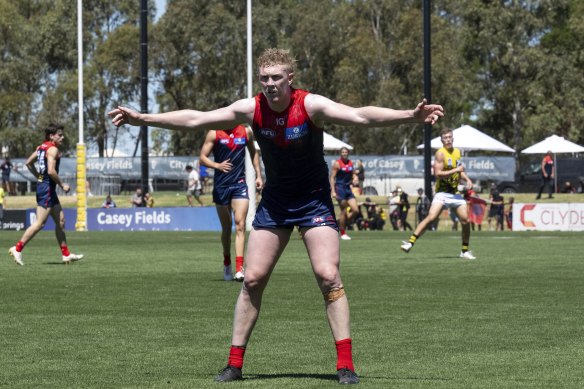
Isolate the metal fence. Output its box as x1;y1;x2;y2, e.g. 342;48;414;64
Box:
58;173;122;197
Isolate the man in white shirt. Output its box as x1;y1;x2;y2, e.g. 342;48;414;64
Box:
186;165;204;206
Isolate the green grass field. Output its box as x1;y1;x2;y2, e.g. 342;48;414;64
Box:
1;230;583;388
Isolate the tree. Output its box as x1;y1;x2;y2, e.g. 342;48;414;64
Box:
0;0;151;157
459;0;575;152
0;1;52;156
528;0;584;145
152;0;247;155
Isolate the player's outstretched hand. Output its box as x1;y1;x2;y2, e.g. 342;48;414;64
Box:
108;106;140;127
414;99;445;125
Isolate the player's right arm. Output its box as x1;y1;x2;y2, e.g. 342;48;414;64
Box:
24;150;40;179
460;171;473;190
245;127;264;191
199;131;233;173
330;161;339;198
108;98;256;131
541;158;547;178
432;151;446;178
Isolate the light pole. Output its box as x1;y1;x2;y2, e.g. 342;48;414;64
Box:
75;0;87;231
140;0;150;195
245;0;256;229
423;0;433;201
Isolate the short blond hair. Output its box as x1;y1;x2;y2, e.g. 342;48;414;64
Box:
440;128;453;137
257;48;296;74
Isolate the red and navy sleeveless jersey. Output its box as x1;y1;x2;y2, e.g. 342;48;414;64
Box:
542;155;554;176
212;125;248;188
335;158;354;187
36;141;60;185
252;88;329;197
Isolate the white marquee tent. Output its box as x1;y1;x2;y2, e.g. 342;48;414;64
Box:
323;131;353;151
521;135;584;154
417;125;515;153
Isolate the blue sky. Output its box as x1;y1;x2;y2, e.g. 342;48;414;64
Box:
94;0;167;157
155;0;167;21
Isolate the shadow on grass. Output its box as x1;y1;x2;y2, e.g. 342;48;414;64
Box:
45;261;82;265
208;372;337;382
208;372;452;383
399;255;462;260
247;372;337;381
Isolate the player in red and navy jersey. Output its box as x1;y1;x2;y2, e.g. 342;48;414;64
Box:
330;147;359;240
109;48;444;385
199;125;263;282
8;124;83;266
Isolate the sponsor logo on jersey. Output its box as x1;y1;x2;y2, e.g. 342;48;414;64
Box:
285;122;309;141
234;137;246;145
260;128;277;138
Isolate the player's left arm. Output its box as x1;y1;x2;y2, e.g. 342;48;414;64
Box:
305;94;444;128
47;147;70;193
245;127;264;190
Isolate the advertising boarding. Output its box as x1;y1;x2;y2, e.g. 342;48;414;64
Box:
513;203;584;231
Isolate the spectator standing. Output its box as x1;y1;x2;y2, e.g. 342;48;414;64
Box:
0;185;5;229
131;188;145;207
505;196;515;230
536;151;555;199
487;184;504;231
145;192;154;208
396;187;412;231
415;188;431;228
102;194;117;208
388;189;401;230
185;165;204;206
1;157;15;196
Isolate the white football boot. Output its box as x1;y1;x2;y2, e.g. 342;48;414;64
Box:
63;253;84;264
9;246;24;266
459;251;476;260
